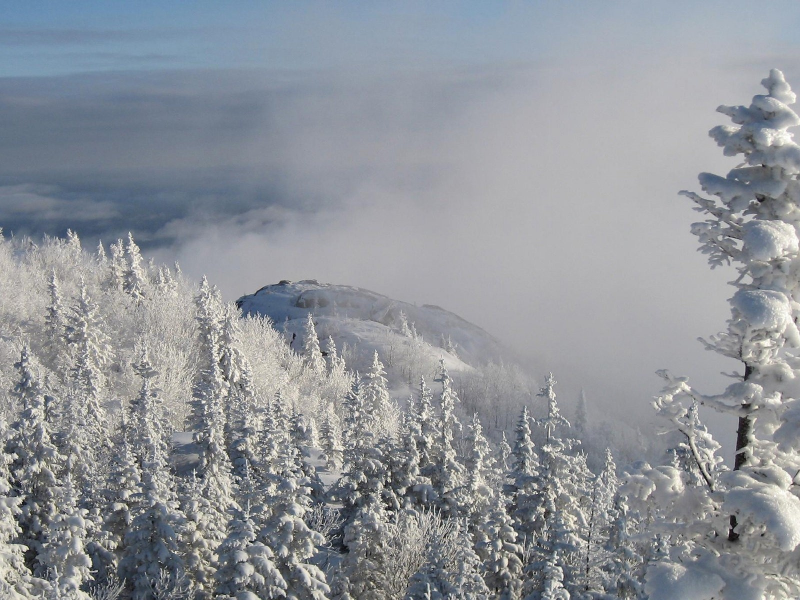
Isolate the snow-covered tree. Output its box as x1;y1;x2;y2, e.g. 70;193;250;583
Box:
187;345;237;597
319;403;344;472
475;493;524;600
506;406;538;543
43;270;70;377
123;232;147;301
649;69;800;599
260;474;329;600
0;415;48;599
461;413;495;523
214;504;287;600
428;361;464;517
39;474;93;599
119;351;184;600
7;348;63;574
362;351;395;438
302;312;326;376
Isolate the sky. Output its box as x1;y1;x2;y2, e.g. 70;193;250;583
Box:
4;1;800;448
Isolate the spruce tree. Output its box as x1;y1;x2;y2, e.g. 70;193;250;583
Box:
7;348;64;574
119;351;184;600
0;415;48;599
650;69;800;598
429;361;464;517
302;312;326;376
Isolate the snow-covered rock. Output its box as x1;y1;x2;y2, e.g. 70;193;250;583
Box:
236;280;510;375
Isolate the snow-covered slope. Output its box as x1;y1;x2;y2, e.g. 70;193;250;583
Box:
236;280;510;376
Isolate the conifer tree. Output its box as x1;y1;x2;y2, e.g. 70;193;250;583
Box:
362;351;394;438
119;351;184;600
319;403;344;472
0;415;48;599
462;413;495;523
260;472;330;599
475;493;524;600
429;361;464;517
100;413;142;570
188;345;237;597
107;239;125;292
62;279;112;506
527;374;590;594
337;496;392;599
7;348;63;574
39;474;93;600
650;70;800;599
302;312;326;375
337;375;387;515
507;406;538;543
123;232;147;301
43;270;69;377
413;377;438;479
214;504;287;600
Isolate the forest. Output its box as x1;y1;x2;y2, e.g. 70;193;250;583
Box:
1;70;800;600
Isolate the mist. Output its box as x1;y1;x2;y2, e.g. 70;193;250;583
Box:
4;2;800;450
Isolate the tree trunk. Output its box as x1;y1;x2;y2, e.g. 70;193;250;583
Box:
729;364;753;541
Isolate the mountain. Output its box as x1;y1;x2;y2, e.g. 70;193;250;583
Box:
236;279;511;378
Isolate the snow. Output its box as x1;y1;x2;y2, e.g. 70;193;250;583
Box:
236;280;510;374
644;562;725;600
723;476;800;551
730;289;797;336
741;220;799;261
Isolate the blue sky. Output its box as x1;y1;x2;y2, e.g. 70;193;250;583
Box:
5;2;799;76
5;1;800;436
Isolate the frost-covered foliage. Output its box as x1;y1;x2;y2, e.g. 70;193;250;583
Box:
650;69;800;600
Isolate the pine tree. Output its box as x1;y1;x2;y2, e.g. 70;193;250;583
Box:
62;278;113;506
260;473;330;599
336;375;387;515
188;344;238;598
302;312;326;375
650;69;800;599
429;361;464;517
100;413;142;569
319;403;344;472
413;377;438;480
43;270;69;377
527;374;590;595
462;413;495;523
506;406;538;544
107;239;125;292
7;348;64;574
123;232;147;301
583;449;619;594
0;415;48;599
475;493;523;600
337;496;392;599
119;351;184;600
362;351;394;438
39;474;93;599
214;504;287;600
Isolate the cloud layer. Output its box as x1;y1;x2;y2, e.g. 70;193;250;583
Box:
4;3;800;441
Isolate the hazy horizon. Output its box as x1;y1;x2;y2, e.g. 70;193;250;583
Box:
5;2;800;449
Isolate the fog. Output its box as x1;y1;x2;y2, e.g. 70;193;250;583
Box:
4;2;800;450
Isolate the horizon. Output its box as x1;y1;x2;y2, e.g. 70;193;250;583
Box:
5;2;800;449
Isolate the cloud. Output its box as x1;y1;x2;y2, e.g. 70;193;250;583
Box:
4;5;800;444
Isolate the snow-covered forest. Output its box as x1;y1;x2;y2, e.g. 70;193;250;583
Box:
2;69;800;600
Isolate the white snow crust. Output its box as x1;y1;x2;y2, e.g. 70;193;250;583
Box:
741;220;799;261
723;478;800;551
644;562;725;600
730;289;796;333
236;280;509;374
